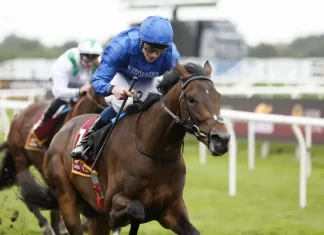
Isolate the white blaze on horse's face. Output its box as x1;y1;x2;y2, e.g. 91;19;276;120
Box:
206;88;209;94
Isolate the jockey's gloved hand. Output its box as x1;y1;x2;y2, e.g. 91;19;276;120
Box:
112;86;135;100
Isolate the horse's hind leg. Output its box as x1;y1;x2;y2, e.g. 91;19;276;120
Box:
50;210;62;235
45;157;83;235
87;215;110;235
158;197;200;235
55;182;83;235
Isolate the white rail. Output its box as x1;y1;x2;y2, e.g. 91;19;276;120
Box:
215;85;324;99
199;109;324;208
0;88;47;101
0;100;33;138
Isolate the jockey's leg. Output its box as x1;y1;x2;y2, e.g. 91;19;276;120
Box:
35;99;67;128
70;112;108;160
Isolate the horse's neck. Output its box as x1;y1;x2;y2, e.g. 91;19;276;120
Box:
89;91;106;112
137;84;186;158
74;93;104;116
92;92;105;105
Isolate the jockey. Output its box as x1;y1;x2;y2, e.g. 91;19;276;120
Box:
34;39;103;129
71;15;180;160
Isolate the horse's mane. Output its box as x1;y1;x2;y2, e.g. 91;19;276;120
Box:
124;62;207;115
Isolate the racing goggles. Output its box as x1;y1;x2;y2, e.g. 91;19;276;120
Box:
143;42;168;55
81;54;99;63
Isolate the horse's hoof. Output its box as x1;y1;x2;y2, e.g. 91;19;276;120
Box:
112;228;121;235
58;220;69;235
126;200;145;221
81;217;89;232
42;223;56;235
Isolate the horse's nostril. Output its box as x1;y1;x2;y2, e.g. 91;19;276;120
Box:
210;133;230;145
210;134;222;145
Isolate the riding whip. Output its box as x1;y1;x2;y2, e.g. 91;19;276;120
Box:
91;77;138;170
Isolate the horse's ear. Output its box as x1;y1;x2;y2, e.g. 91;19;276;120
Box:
204;60;212;78
176;60;191;80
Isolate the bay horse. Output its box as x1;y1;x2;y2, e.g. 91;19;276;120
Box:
0;86;108;235
19;60;230;235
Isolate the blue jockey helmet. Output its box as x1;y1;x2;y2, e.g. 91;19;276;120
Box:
139;16;173;46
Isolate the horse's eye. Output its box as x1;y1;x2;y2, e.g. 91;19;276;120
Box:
187;96;196;104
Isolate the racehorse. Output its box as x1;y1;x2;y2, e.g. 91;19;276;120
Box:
19;60;230;235
0;86;108;235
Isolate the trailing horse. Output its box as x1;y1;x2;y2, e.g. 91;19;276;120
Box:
0;87;107;235
19;61;230;235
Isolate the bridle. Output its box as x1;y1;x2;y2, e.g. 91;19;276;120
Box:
86;92;106;110
133;75;225;161
162;75;225;138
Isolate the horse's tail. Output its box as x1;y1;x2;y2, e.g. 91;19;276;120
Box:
0;147;17;190
18;170;58;210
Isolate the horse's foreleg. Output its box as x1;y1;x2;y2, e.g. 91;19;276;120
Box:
26;204;55;235
158;197;200;235
112;227;121;235
16;168;56;235
87;215;111;235
109;193;145;231
56;191;83;235
128;221;140;235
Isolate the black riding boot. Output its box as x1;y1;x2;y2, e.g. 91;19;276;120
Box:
70;116;107;161
34;99;67;129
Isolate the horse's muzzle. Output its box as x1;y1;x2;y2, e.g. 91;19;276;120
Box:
208;129;230;156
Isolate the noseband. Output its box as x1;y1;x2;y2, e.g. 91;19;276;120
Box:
162;75;225;138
